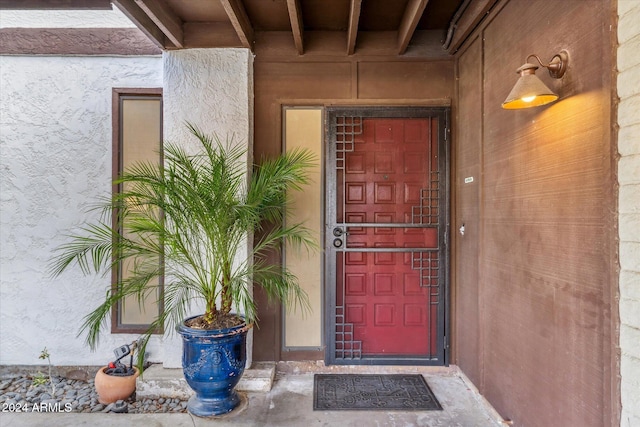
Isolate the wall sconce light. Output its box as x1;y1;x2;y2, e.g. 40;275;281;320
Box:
502;50;569;110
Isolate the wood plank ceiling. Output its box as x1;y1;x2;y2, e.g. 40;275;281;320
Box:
109;0;467;56
0;0;501;56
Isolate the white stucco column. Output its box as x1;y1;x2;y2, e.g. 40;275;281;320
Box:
161;48;254;369
618;1;640;425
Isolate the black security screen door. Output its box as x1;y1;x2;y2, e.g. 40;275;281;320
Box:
324;107;450;366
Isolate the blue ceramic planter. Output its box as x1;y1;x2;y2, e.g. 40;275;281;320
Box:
177;315;249;417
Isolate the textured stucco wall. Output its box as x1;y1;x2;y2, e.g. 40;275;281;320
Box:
0;41;255;367
0;7;135;28
618;1;640;426
161;48;254;368
0;55;163;365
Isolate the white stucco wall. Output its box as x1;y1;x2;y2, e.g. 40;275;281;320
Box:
161;48;254;368
0;48;256;368
618;1;640;426
0;55;163;366
0;6;135;28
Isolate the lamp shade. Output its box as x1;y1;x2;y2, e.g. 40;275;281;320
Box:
502;63;558;109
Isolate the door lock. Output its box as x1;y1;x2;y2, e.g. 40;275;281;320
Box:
333;238;343;248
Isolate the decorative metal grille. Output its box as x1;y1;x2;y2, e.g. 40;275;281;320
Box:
335;116;362;170
410;251;440;301
411;172;440;225
334;306;362;359
409;167;440;296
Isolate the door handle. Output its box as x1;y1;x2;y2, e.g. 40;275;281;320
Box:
333;227;348;237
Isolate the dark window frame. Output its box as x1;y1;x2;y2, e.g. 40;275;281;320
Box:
111;88;164;334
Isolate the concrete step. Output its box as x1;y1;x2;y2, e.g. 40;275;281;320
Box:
136;362;276;400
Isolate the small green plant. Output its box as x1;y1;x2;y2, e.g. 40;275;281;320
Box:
32;372;47;387
32;348;55;396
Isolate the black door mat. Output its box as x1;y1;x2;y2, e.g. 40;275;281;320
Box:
313;374;442;411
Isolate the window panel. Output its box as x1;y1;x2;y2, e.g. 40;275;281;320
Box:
112;89;163;333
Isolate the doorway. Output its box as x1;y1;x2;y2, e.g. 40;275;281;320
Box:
325;107;450;365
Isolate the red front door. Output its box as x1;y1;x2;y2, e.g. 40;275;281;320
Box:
326;108;448;364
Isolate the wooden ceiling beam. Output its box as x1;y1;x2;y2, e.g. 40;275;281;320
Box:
220;0;254;50
346;0;362;55
286;0;304;55
134;0;183;48
397;0;429;55
112;0;167;48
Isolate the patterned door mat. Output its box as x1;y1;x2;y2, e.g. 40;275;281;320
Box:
313;374;442;411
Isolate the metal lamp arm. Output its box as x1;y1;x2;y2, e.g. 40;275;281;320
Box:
526;50;568;78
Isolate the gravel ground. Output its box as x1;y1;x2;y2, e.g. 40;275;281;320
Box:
0;375;188;414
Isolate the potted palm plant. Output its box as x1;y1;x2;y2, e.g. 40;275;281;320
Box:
49;123;316;416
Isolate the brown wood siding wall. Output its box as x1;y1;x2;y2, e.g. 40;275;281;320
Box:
454;34;483;389
0;28;161;55
454;0;617;426
253;55;454;361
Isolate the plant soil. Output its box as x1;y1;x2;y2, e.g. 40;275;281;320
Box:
185;313;244;330
104;366;136;377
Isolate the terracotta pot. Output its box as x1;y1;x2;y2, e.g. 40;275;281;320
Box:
94;366;139;404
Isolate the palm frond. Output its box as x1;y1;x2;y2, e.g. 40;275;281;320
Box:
50;123;318;347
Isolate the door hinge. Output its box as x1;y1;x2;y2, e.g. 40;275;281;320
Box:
445;127;449;141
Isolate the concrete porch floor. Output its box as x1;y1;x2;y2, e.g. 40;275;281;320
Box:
0;362;504;427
